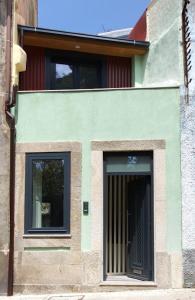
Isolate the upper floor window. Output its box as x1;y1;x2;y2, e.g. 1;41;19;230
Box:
46;51;104;90
19;46;132;91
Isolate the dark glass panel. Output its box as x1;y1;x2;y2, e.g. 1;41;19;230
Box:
55;63;73;89
32;159;64;228
79;64;99;89
106;155;151;173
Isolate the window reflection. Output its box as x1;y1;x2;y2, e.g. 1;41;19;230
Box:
55;63;73;89
79;65;99;89
32;159;64;228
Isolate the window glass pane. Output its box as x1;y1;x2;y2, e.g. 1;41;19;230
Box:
32;159;64;228
79;64;99;89
106;155;151;173
55;63;73;89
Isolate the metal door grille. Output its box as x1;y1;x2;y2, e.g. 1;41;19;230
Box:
106;175;137;275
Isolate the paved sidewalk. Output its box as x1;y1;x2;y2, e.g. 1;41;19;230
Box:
0;289;195;300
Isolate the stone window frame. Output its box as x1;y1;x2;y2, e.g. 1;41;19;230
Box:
15;142;81;250
91;140;170;287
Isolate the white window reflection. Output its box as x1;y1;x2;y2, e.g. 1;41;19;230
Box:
56;64;73;79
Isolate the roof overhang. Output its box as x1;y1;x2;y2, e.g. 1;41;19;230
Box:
19;26;150;58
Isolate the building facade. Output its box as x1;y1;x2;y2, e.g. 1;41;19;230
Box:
12;0;185;294
0;0;195;296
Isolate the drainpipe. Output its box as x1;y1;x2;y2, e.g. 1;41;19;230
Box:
4;0;15;296
182;0;192;103
6;86;17;296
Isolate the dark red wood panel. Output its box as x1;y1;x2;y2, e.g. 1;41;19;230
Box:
107;57;131;88
19;46;45;90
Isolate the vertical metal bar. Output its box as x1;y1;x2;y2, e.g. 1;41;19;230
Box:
114;175;117;273
126;176;129;268
109;175;112;274
118;175;121;273
106;175;109;274
122;175;126;273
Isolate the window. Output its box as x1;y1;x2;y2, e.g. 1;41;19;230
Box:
55;63;74;89
25;152;70;234
19;46;132;91
46;51;105;90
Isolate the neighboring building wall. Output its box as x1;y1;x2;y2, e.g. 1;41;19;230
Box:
128;11;147;42
133;0;184;88
15;0;37;26
0;0;37;295
181;0;195;288
12;0;38;86
13;87;182;293
0;1;11;295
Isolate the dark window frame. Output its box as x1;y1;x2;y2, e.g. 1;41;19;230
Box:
25;152;71;234
45;49;107;90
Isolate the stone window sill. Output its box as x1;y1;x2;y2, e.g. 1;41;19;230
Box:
100;279;157;287
23;234;72;239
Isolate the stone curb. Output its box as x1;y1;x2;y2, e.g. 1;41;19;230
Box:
0;289;195;300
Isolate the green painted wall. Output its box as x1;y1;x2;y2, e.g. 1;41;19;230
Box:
15;88;181;252
133;55;147;87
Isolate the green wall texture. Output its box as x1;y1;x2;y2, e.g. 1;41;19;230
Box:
15;87;181;252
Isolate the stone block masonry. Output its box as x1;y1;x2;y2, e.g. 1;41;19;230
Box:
0;0;11;295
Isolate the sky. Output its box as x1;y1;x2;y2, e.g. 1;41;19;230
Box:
38;0;151;35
